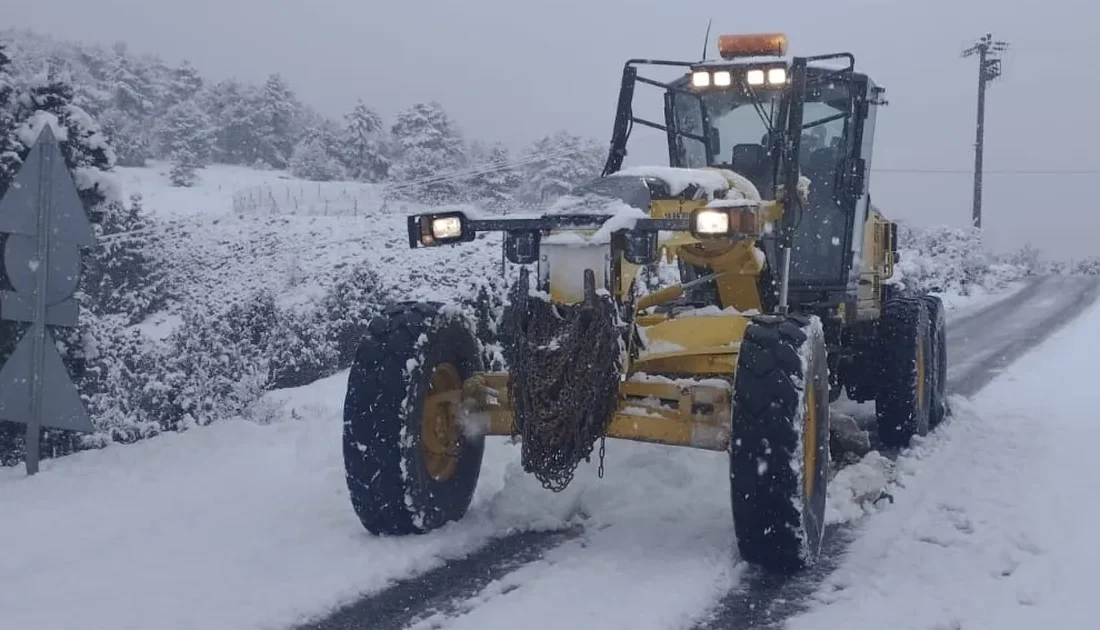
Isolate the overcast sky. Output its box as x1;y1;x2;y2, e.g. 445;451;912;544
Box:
7;0;1096;259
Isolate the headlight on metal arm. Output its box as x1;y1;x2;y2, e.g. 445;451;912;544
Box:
407;211;476;248
692;209;731;236
689;202;761;240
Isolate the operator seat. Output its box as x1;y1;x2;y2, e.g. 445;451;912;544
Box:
730;143;773;199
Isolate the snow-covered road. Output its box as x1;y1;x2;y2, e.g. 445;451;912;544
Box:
783;277;1100;630
0;275;1096;630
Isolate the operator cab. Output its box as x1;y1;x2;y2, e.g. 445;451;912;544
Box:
602;33;887;308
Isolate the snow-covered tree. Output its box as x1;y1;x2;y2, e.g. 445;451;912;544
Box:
204;78;260;164
12;71;116;210
341;100;389;182
253;73;297;168
521;131;606;201
84;192;168;323
469;142;522;207
99;107;149;166
159;99;212;186
166;60;203;109
103;46;155;114
388;101;468;202
0;41;21;192
289;135;346;181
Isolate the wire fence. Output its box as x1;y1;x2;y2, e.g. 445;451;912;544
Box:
231;181;392;217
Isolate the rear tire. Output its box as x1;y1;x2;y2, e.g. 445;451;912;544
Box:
730;314;830;574
343;302;485;535
921;295;948;429
875;298;933;448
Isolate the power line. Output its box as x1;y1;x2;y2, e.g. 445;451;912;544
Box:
874;167;1099;175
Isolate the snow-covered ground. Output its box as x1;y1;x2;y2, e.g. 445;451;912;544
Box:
0;286;1030;630
0;162;1042;629
787;293;1100;630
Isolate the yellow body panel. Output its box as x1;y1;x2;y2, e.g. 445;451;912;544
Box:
468;373;733;451
854;205;895;320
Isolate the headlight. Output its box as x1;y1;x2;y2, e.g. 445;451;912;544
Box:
767;67;787;84
713;71;732;87
431;216;462;240
692;71;711;87
692;209;732;236
746;69;765;86
410;211;472;247
689;205;761;240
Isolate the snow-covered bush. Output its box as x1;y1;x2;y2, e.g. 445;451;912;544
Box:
84;192;168;323
320;262;392;367
288;135;346;181
1073;256;1100;275
151;306;272;431
890;223;1027;296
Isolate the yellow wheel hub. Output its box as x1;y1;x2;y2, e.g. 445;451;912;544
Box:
420;363;463;482
802;383;818;499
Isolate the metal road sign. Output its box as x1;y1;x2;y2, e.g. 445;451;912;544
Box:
0;124;95;475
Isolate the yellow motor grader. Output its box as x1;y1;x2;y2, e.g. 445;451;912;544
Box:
342;33;947;574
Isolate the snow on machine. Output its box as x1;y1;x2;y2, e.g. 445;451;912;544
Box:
341;33;946;574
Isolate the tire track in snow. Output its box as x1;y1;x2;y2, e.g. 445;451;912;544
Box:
691;274;1100;630
296;276;1099;630
294;527;579;630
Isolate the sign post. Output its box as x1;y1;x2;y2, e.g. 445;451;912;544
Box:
0;124;96;475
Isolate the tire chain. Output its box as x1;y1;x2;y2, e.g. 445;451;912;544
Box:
501;267;623;491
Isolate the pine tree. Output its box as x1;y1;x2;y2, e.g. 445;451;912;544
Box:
166;60;203;108
0;40;22;194
160;99;212;186
253;73;297;168
521;131;606;202
205;79;261;164
388;101;468;202
99;108;149;166
84;192;168;323
469;142;521;208
341;100;389;182
12;71;116;210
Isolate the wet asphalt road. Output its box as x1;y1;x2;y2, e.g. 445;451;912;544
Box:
297;275;1100;630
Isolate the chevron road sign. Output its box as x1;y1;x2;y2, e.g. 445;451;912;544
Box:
0;124;96;475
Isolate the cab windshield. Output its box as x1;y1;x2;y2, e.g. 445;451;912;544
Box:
669;76;853;203
668;71;861;287
671;87;782;197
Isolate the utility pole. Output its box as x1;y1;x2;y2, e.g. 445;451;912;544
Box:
962;33;1008;229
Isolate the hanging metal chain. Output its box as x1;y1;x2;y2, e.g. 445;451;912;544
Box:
598;436;606;479
501;267;623;492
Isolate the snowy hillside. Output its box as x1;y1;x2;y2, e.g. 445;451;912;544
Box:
116;161;500;317
0;156;1034;464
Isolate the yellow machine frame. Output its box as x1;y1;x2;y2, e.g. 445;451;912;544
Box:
438;184;893;453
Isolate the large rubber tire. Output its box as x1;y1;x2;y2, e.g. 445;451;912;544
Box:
343;302;485;535
875;297;933;448
921;295;949;429
730;314;831;574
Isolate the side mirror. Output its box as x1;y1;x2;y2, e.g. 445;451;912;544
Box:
407;211;475;248
708;127;722;161
623;230;659;265
504;230;540;264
